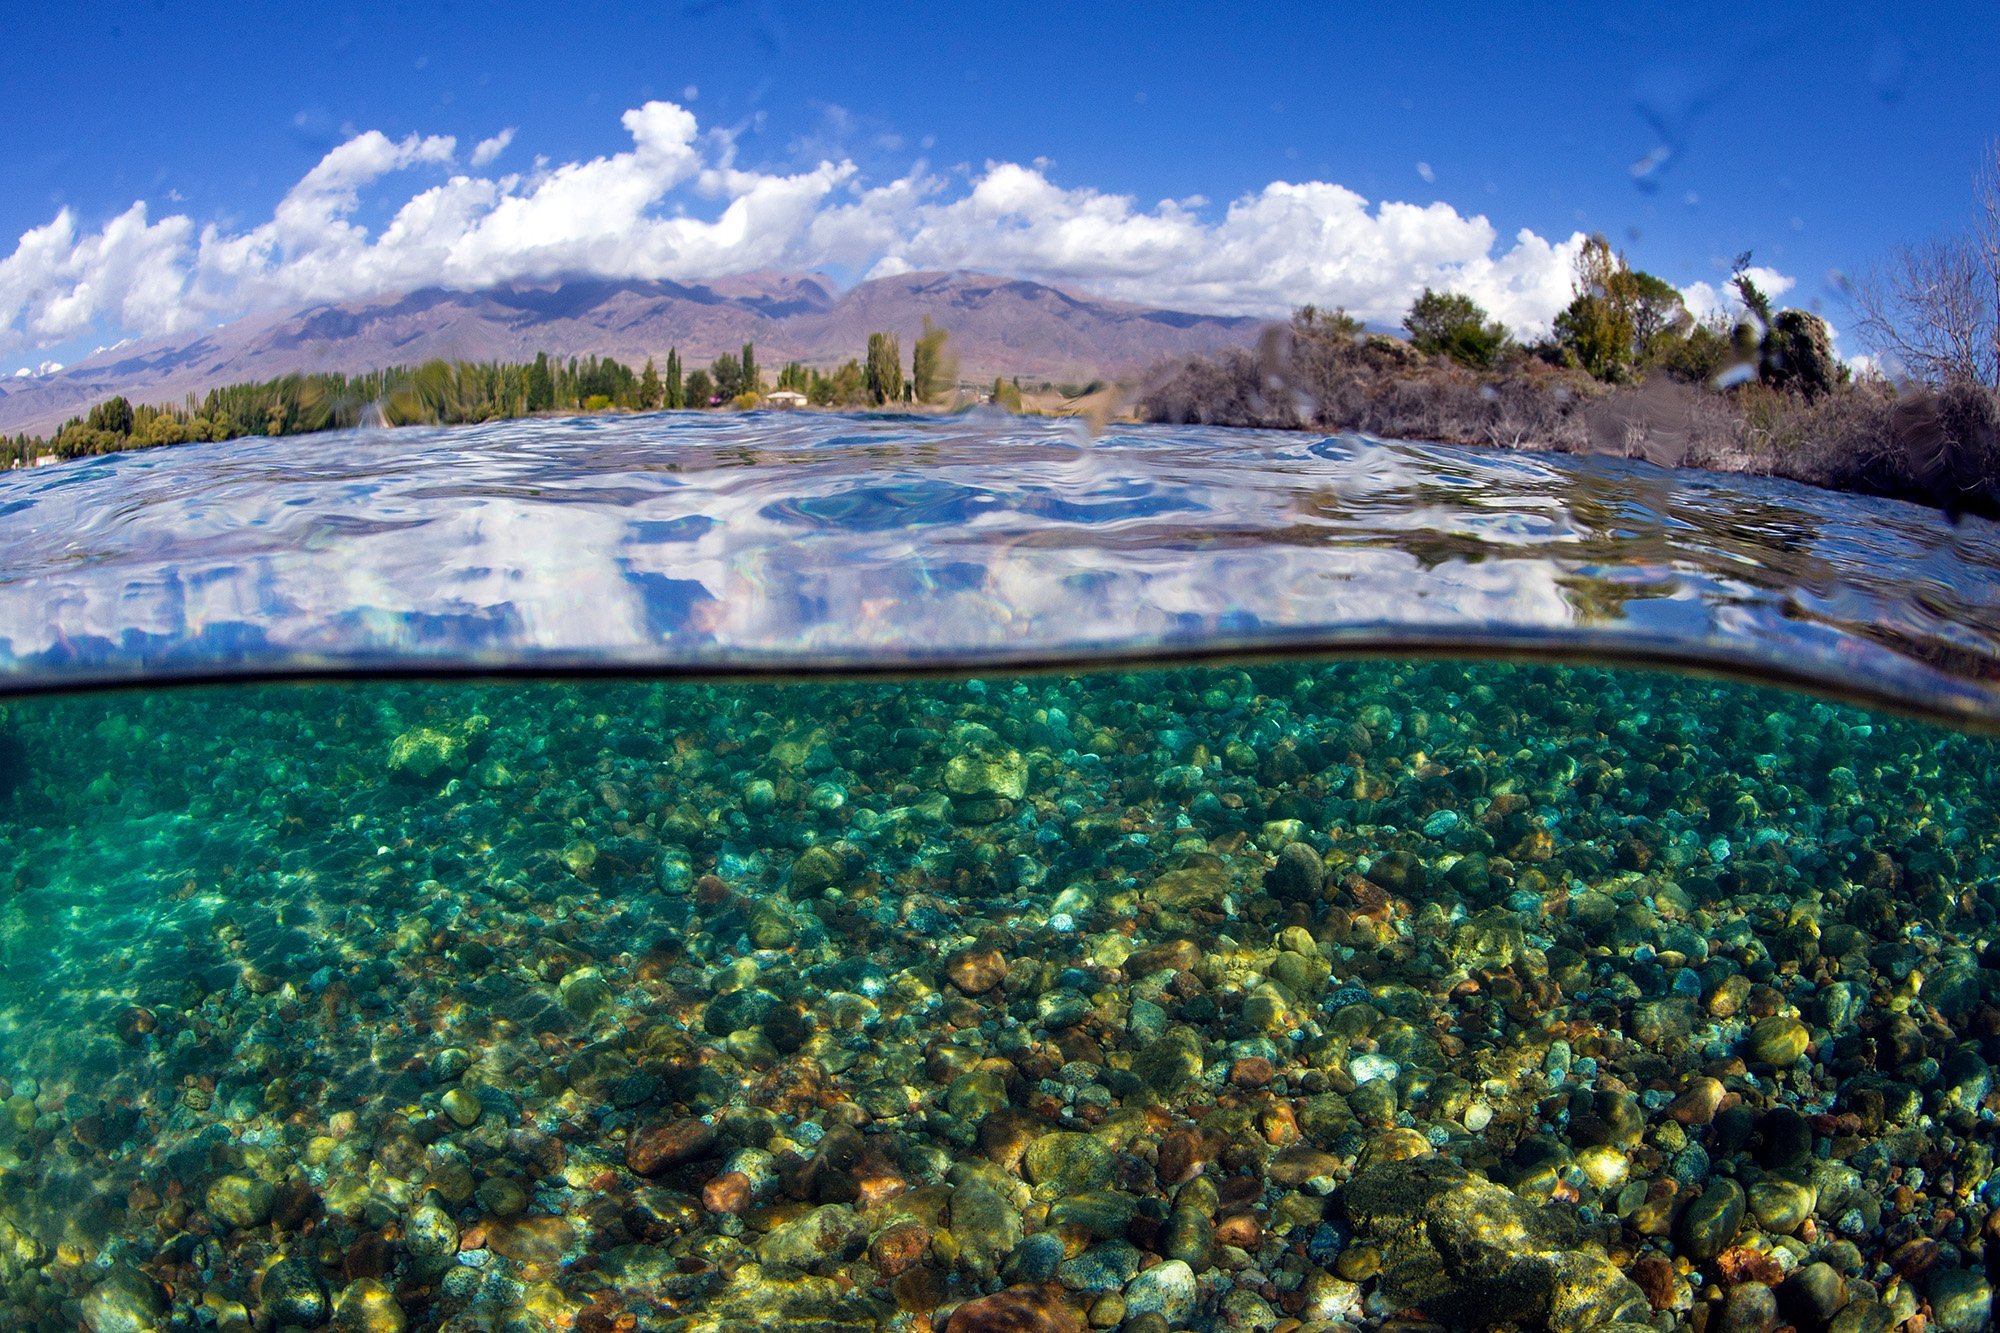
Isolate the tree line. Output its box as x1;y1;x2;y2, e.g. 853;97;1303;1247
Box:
2;321;963;467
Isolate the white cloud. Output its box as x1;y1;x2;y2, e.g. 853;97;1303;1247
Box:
470;129;516;168
1680;266;1796;325
0;99;1797;355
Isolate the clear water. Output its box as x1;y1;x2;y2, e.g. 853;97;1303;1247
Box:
2;417;1998;1333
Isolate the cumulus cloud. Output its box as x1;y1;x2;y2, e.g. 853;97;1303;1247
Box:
0;99;1788;357
470;128;515;168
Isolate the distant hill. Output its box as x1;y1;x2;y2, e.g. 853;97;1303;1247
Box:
0;271;1264;436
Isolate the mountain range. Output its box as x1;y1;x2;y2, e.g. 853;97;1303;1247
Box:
0;271;1265;435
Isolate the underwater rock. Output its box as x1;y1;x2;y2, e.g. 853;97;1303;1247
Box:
1266;840;1326;902
628;1117;719;1175
1339;1158;1648;1332
386;726;468;780
1745;1015;1810;1068
758;1204;866;1273
1024;1132;1114;1196
945;1283;1080;1333
1680;1179;1747;1261
949;1177;1024;1280
329;1278;405;1333
80;1268;165;1333
261;1256;329;1327
944;947;1009;995
207;1173;275;1230
1123;1260;1197;1323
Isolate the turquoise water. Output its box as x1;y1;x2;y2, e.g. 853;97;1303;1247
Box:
0;416;1998;1333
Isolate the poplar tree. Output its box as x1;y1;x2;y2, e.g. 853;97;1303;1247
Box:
865;332;903;404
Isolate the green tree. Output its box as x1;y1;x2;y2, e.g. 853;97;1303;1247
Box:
865;332;903;404
911;317;956;401
711;352;743;401
989;376;1024;412
526;352;554;412
664;348;684;408
639;358;663;409
1554;235;1639;380
741;342;760;395
778;361;809;392
1626;271;1691;362
685;368;714;407
831;359;867;405
1402;289;1509;368
86;396;134;437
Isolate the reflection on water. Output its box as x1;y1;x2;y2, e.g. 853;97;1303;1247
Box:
0;413;1995;723
0;663;1995;1332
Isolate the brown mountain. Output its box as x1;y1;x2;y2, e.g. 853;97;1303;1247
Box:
0;271;1263;435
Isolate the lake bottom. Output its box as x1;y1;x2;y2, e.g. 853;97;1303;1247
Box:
1;660;1995;1333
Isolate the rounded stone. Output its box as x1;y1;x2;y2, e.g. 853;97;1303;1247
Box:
1748;1177;1816;1233
80;1268;165;1333
1680;1178;1747;1261
262;1256;329;1327
1023;1132;1114;1196
331;1277;406;1333
1927;1270;1994;1333
1745;1016;1810;1068
1124;1260;1198;1323
440;1087;482;1127
1719;1281;1779;1333
208;1173;276;1230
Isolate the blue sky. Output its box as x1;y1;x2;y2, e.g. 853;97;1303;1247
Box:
2;1;1995;374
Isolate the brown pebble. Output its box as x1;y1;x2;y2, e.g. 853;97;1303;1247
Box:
1156;1129;1206;1186
701;1171;751;1215
1215;1213;1262;1248
1715;1246;1783;1288
1631;1256;1676;1309
1667;1077;1726;1127
870;1221;931;1277
1231;1057;1275;1088
1890;1236;1939;1278
946;1283;1082;1333
626;1118;718;1175
1125;939;1202;977
944;948;1010;995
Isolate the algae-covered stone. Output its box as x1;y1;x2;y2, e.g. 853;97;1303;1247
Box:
1929;1270;1993;1333
942;723;1028;801
81;1268;165;1333
440;1086;482;1128
1046;1188;1137;1239
1338;1158;1647;1332
1132;1025;1205;1096
1143;863;1232;912
1748;1176;1816;1233
790;844;845;893
387;726;467;780
208;1173;275;1230
1746;1015;1810;1068
261;1256;329;1327
949;1178;1023;1280
946;1068;1008;1121
759;1204;866;1273
1025;1131;1114;1196
1164;1205;1215;1269
331;1278;406;1333
1679;1178;1746;1261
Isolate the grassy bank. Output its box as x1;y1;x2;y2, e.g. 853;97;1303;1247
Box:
1140;310;2000;523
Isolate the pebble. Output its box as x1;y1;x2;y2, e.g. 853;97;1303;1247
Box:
1123;1260;1198;1323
